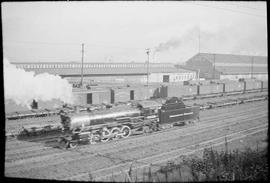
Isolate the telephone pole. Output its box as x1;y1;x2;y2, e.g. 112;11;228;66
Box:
146;48;150;86
80;43;84;87
198;26;201;53
213;53;216;79
251;56;254;79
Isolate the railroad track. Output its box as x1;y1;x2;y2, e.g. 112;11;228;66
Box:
5;109;267;166
5;101;267;180
5;100;266;154
5;101;266;155
5;89;268;121
66;117;268;181
5;93;268;140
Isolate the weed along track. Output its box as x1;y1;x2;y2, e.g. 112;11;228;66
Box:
5;99;268;180
93;125;268;182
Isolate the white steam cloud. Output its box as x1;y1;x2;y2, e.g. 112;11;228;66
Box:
4;57;74;108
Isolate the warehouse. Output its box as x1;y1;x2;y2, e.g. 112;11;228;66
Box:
181;53;268;80
13;62;197;84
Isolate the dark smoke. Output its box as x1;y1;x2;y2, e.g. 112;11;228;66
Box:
155;26;199;52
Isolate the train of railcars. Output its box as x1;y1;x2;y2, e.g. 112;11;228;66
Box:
5;79;267;121
11;92;268;144
56;97;200;148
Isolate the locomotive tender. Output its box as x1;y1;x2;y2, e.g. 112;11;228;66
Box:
58;97;200;148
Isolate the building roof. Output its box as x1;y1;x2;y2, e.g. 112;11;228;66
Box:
12;62;195;76
185;53;268;75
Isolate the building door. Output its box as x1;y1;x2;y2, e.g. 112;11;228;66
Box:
87;93;92;104
130;90;134;100
163;75;170;83
110;89;115;104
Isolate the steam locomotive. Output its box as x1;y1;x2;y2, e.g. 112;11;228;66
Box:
58;97;200;148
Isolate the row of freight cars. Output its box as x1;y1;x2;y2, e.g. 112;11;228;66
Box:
73;79;268;105
5;79;268;120
14;93;268;142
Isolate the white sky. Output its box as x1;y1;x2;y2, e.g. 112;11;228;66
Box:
1;1;267;64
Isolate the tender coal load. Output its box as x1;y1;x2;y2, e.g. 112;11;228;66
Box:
162;97;186;110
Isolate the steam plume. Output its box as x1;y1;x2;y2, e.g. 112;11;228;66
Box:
4;57;74;108
155;27;199;52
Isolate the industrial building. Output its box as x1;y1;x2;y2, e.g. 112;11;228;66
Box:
13;62;197;84
180;53;268;80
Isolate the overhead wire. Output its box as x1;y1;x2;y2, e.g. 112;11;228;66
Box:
223;2;266;11
3;40;146;50
194;2;266;18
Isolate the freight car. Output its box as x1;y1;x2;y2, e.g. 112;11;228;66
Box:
58;97;200;148
6;79;267;121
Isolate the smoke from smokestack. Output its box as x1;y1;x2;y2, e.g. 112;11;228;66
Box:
4;58;74;108
154;24;267;59
155;26;199;53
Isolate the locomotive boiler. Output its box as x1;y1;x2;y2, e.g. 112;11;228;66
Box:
58;97;200;148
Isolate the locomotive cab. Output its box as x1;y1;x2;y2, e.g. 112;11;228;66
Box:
137;100;162;119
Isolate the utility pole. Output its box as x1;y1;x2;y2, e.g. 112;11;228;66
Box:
198;26;201;53
80;43;84;87
251;56;254;79
146;48;150;86
213;53;216;79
